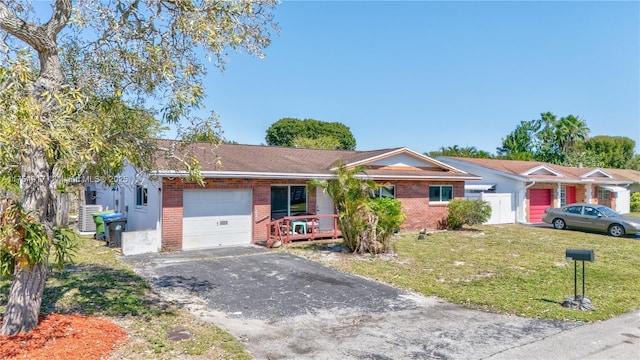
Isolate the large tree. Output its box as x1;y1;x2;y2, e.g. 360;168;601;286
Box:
265;117;357;150
496;119;539;160
0;0;277;335
577;136;636;169
497;112;591;164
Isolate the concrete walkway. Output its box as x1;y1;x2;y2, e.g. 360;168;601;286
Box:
122;247;640;359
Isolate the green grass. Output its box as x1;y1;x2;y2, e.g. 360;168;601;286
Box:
288;224;640;322
0;236;249;360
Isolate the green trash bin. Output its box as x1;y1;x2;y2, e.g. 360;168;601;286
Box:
92;210;114;240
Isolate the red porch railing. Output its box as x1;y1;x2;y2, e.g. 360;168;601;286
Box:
266;214;341;247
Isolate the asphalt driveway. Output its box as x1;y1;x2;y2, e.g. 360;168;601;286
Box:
122;247;639;360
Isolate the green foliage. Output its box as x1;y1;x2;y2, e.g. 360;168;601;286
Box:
497;112;590;164
577;136;636;169
0;201;49;279
266;118;357;150
497;119;539;158
309;164;401;254
51;227;79;271
0;221;79;279
367;197;405;248
560;149;605;168
631;192;640;213
627;155;640;171
427;145;494;158
292;135;341;150
446;199;492;230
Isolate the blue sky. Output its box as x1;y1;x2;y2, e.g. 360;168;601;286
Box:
202;0;639;154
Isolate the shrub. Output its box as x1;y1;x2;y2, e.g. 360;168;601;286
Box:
446;199;492;230
367;197;406;253
631;192;640;212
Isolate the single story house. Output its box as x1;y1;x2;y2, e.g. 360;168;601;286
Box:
86;142;480;253
436;157;634;224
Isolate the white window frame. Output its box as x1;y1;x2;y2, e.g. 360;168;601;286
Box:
271;184;308;218
429;185;453;203
135;184;148;207
372;185;395;198
597;187;610;200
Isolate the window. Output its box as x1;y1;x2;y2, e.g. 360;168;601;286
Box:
271;185;307;219
584;206;600;217
135;185;148;206
565;205;582;214
429;185;453;202
597;187;610;200
372;185;395;198
560;187;566;206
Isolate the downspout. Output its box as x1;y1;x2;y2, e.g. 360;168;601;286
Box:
521;181;536;224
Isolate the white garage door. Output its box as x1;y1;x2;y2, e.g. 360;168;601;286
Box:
183;189;252;249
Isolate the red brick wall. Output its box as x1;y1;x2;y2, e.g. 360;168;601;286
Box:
161;178;310;249
161;178;184;251
575;184;588;204
395;181;464;230
161;177;465;250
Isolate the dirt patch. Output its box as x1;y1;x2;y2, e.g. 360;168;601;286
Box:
0;313;128;360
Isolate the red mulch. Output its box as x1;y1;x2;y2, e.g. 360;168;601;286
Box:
0;314;128;360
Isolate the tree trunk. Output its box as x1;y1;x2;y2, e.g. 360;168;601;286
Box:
0;146;52;336
0;1;70;336
0;262;48;335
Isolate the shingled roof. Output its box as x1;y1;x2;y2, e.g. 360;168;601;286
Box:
154;141;479;180
437;157;633;185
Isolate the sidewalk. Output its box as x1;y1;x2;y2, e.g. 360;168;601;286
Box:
487;309;640;359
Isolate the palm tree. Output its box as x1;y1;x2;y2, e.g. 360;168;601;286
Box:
308;163;379;253
556;115;589;154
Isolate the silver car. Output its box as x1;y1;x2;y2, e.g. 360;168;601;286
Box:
541;203;640;237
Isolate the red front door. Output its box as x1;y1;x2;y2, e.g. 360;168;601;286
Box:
566;186;576;204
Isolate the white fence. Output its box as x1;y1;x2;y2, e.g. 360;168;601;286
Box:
469;193;516;225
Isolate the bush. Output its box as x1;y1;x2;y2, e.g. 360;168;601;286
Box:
631;192;640;212
446;199;492;230
367;197;406;252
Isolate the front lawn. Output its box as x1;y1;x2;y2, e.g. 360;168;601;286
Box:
288;224;640;322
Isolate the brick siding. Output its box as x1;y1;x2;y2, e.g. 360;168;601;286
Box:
161;177;464;250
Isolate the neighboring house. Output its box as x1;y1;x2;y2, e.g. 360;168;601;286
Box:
86;142;480;253
436;157;634;224
604;169;640;194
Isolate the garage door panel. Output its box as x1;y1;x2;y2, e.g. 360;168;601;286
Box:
183;190;252;249
183;191;251;217
529;189;551;223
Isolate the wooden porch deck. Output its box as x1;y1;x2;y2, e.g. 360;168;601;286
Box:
266;214;342;248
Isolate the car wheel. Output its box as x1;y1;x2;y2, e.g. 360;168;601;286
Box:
553;218;566;230
608;224;625;237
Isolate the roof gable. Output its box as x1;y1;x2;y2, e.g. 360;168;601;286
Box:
341;148;463;173
580;169;612;179
522;165;563;177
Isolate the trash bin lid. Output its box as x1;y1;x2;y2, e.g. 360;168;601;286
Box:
101;213;123;220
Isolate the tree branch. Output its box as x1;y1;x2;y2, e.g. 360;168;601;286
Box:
0;2;41;49
44;0;72;39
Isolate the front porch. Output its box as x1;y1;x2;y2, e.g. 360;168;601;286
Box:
266;214;342;247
